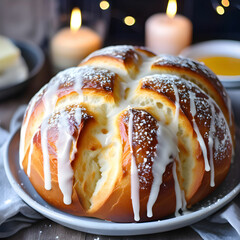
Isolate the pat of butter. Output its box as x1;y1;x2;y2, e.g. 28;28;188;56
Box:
0;36;20;72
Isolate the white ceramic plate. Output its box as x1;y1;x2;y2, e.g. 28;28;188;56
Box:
4;127;240;236
181;40;240;88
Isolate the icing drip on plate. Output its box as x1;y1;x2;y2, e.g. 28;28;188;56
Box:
128;108;140;222
172;161;186;216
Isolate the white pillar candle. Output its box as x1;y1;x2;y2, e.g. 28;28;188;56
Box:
50;8;102;70
145;1;192;55
50;27;102;70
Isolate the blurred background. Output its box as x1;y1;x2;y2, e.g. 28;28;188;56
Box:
106;0;240;45
0;1;239;238
0;0;240;104
0;0;239;48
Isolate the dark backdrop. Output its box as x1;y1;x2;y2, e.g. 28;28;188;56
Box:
61;0;240;46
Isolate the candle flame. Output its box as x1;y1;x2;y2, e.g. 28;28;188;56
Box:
100;1;110;10
221;0;230;7
70;7;82;31
216;5;225;15
124;16;135;26
166;0;177;18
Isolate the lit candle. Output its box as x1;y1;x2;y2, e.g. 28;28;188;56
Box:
50;8;102;70
145;0;192;55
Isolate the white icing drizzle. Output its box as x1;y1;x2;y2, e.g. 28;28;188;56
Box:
19;94;38;167
147;124;179;218
74;107;82;127
56;111;74;205
181;189;187;211
171;82;180;132
189;91;210;172
208;104;216;187
41;81;59;190
73;74;83;96
171;82;187;216
172;161;185;216
41;120;52;190
128;109;140;222
40;68;84;191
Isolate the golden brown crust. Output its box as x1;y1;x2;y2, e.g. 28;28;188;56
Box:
151;55;235;142
20;45;234;223
89;108;177;222
22;105;93;215
80;45;156;78
91;164;176;222
140;74;232;201
152;55;225;98
134;46;156;57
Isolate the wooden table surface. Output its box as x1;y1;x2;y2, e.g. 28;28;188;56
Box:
0;58;210;240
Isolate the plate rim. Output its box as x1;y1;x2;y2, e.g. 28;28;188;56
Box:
4;126;240;236
180;39;240;58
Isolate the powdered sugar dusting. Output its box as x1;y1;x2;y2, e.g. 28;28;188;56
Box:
26;66;116;108
123;108;185;220
83;45;139;63
125;109;158;189
52;66;116;93
48;105;89;131
152;55;230;119
141;73;232;176
21;45;233;222
153;55;219;82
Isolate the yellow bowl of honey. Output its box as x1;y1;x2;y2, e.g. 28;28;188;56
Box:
180;40;240;88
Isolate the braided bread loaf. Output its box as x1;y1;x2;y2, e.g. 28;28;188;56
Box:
20;45;234;222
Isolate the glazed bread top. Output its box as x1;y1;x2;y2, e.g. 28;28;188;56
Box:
20;45;233;222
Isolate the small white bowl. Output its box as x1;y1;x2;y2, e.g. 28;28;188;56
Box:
180;40;240;88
